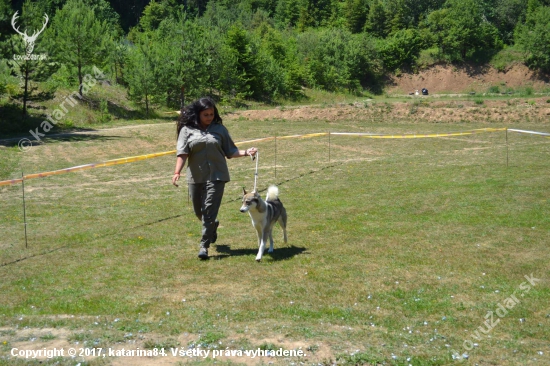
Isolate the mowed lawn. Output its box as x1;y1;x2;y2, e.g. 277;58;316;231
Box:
0;112;549;366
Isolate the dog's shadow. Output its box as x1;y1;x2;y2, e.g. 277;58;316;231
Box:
211;244;306;261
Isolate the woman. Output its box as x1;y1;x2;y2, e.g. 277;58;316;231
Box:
172;97;257;259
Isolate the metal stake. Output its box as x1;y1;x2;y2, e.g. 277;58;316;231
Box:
274;137;277;180
21;172;28;249
506;128;509;168
328;132;331;163
253;150;260;192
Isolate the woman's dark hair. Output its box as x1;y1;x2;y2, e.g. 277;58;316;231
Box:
176;97;222;139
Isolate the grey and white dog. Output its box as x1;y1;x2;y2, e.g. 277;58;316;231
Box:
240;186;288;262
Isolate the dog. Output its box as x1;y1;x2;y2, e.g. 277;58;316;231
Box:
240;186;287;262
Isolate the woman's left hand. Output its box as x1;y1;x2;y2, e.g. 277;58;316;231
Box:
247;147;258;157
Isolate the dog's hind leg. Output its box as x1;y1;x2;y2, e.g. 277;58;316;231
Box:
279;208;288;243
268;229;274;254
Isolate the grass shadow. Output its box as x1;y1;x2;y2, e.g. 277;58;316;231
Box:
0;131;126;148
106;100;155;120
212;244;307;261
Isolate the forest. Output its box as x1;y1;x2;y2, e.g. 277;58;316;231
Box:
1;0;549;128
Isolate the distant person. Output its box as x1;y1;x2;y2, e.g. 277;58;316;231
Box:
172;97;257;259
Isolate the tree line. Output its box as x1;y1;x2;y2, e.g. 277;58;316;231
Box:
1;0;549;119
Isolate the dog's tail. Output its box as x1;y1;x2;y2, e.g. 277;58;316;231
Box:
266;185;279;201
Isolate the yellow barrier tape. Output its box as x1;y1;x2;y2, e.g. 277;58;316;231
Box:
0;127;526;187
235;137;275;145
234;133;328;145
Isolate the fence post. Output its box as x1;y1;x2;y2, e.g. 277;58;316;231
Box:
21;172;28;249
328;132;331;163
506;128;509;168
274;136;277;180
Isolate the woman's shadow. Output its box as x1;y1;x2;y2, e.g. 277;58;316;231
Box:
211;244;307;260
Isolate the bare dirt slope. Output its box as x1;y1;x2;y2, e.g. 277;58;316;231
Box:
230;97;550;127
386;63;550;95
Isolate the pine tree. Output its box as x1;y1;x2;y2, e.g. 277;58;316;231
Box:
125;42;156;116
50;0;107;96
226;23;260;99
274;0;300;29
7;1;57;116
364;0;388;37
344;0;368;34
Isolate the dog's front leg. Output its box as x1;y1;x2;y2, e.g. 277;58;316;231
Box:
256;229;270;262
255;225;264;262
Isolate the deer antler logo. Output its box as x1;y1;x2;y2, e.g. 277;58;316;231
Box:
11;11;49;56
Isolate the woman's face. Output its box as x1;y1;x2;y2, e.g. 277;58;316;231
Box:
199;108;215;127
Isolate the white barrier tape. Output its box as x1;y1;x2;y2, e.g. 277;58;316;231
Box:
332;128;505;139
508;129;550;137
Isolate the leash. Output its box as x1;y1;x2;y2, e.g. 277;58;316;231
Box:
252;150;259;192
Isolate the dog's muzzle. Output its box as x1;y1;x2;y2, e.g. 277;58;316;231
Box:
240;206;249;213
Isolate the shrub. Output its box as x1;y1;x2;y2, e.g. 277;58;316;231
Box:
376;29;423;71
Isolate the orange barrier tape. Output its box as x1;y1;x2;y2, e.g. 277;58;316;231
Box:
0;178;23;186
0;151;176;187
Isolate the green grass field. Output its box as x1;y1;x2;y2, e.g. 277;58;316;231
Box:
0;107;549;365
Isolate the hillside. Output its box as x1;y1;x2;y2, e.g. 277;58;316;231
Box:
387;64;550;95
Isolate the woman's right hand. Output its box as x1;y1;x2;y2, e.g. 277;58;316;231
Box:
172;173;181;187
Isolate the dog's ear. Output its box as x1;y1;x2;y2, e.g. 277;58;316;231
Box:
242;187;247;195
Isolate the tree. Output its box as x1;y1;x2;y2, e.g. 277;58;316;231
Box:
104;36;128;85
297;28;382;92
7;1;57;116
138;0;170;32
274;0;300;29
254;23;304;100
344;0;368;34
399;0;446;27
425;0;502;61
225;23;260;99
515;5;550;71
124;42;156;116
386;0;408;34
298;0;333;30
200;0;249;33
377;29;423;71
50;0;107;96
153;17;214;106
346;32;383;90
364;0;388;38
0;0;14;41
